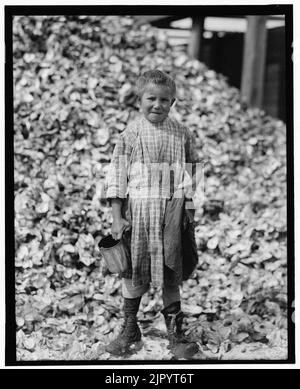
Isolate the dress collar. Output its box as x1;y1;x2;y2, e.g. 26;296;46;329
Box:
141;115;170;128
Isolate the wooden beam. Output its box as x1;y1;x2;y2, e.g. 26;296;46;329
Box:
188;16;205;60
134;15;180;27
241;16;267;108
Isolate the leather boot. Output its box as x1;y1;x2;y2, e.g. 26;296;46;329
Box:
105;297;142;356
162;301;199;359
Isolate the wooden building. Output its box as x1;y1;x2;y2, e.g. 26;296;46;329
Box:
135;15;286;121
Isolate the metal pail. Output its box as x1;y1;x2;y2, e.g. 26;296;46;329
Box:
98;234;130;274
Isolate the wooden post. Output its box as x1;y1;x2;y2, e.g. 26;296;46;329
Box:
188;16;205;60
241;16;267;108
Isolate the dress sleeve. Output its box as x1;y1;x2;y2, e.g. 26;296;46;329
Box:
105;127;135;202
182;128;202;200
185;128;201;164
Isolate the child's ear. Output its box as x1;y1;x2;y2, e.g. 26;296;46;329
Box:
171;98;176;107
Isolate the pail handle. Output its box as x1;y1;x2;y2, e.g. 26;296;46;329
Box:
121;223;132;236
113;223;132;242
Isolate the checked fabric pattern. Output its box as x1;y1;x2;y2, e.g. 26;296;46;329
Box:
105;115;200;286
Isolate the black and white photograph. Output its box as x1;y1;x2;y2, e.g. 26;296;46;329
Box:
5;3;295;367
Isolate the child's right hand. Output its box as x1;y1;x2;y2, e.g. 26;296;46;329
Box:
111;218;131;241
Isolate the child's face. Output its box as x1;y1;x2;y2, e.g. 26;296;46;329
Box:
140;83;175;124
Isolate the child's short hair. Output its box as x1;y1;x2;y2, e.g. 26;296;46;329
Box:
136;69;176;98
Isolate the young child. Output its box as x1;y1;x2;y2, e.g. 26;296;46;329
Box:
105;69;201;359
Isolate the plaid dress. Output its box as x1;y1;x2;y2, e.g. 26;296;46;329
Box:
106;115;200;287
